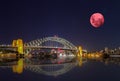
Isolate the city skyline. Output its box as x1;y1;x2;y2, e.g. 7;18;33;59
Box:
0;0;120;51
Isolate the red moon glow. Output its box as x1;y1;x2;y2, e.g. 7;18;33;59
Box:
90;13;104;28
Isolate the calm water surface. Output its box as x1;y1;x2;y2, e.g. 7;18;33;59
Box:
0;56;120;81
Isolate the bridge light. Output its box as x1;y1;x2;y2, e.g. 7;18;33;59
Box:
59;53;62;56
63;54;66;57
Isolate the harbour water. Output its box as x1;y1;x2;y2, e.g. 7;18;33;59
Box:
0;55;120;81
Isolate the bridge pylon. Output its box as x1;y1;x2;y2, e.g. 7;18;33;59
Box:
77;46;83;66
12;39;24;54
77;46;82;57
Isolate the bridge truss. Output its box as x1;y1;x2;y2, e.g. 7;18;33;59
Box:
24;37;77;54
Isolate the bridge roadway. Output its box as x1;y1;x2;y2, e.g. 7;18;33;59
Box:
0;45;77;51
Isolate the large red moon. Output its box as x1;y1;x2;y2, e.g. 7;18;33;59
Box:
90;13;104;28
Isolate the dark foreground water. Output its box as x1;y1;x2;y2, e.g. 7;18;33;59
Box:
0;56;120;81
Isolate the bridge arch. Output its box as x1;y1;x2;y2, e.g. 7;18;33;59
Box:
24;37;77;54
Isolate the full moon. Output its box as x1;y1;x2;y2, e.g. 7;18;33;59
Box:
90;13;104;28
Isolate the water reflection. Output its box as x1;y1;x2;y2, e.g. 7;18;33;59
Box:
0;54;120;76
25;55;77;76
0;54;78;76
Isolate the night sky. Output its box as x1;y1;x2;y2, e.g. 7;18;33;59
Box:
0;0;120;51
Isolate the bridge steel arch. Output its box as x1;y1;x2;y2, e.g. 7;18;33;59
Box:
24;37;77;54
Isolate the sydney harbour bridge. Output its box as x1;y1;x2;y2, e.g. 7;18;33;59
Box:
0;36;85;76
0;36;83;57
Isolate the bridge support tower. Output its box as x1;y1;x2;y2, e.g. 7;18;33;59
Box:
77;46;83;66
12;39;24;56
77;46;82;57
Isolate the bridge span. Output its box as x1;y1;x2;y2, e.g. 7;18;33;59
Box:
0;36;85;57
